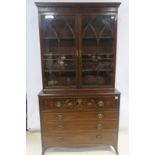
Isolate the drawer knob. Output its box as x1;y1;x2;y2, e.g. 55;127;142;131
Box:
57;136;64;141
97;123;103;129
67;102;73;106
115;96;119;100
97;101;104;107
57;125;64;130
96;134;102;139
55;101;62;108
56;114;64;120
97;113;103;119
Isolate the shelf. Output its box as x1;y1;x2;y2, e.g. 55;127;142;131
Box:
82;69;112;72
82;58;112;61
47;76;76;86
83;36;113;40
82;83;112;86
43;37;75;40
45;69;75;72
43;58;74;61
44;36;112;40
43;53;112;56
43;53;75;56
82;53;112;56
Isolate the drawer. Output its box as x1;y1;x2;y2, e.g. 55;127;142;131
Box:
43;131;117;146
40;98;75;111
41;111;118;122
75;96;119;110
42;120;118;133
40;96;119;112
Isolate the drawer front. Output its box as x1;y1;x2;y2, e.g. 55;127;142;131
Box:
43;131;117;146
40;96;119;112
41;111;118;122
76;97;119;110
42;120;117;133
40;98;75;111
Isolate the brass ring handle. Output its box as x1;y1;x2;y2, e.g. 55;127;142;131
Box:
96;134;102;139
55;101;62;108
97;100;104;107
67;102;73;106
57;125;64;130
97;123;103;129
57;136;64;141
97;113;103;119
56;114;64;120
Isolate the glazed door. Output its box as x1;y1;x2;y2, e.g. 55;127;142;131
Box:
40;15;78;88
79;15;117;87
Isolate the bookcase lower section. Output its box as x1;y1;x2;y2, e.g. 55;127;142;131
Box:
38;90;120;155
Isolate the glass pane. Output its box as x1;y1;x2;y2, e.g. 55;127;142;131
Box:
41;15;76;87
81;15;115;86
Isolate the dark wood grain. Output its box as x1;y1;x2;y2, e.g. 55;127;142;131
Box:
36;2;121;155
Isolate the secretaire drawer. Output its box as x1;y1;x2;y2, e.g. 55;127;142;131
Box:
40;98;75;111
39;96;119;112
75;96;119;110
42;120;118;132
41;111;118;122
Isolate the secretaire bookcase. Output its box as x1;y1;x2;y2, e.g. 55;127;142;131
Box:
36;2;121;155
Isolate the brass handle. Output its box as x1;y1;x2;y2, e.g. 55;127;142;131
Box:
55;101;62;108
57;136;64;141
97;123;103;129
115;96;119;100
57;125;64;130
96;134;102;139
97;113;103;119
56;114;64;120
67;102;73;106
97;101;104;107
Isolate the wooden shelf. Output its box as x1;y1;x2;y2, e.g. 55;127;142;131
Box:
45;69;75;72
82;69;112;72
43;53;75;56
82;53;113;56
82;58;112;60
44;36;113;40
83;36;113;40
43;37;75;40
43;58;74;61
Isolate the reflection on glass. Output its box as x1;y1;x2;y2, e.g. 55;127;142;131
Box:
45;15;54;19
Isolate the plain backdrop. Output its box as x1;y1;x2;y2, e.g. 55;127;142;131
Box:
26;0;129;130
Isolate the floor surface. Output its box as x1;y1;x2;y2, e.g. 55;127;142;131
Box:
26;130;128;155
